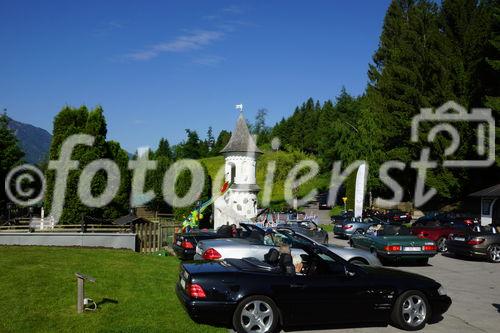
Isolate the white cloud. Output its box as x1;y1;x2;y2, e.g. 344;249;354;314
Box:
125;30;224;61
192;55;225;66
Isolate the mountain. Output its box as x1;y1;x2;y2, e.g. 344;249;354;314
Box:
7;117;52;164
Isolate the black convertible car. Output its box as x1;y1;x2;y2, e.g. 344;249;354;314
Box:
177;243;451;332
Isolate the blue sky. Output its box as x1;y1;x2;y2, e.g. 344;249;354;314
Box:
0;0;391;153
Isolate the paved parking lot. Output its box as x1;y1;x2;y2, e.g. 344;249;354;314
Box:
292;235;500;333
231;234;499;333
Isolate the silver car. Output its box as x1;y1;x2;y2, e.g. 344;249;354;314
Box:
195;223;381;266
277;220;329;244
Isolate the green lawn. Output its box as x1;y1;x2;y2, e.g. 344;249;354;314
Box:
0;246;225;333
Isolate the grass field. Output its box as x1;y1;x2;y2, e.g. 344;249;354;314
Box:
0;246;224;333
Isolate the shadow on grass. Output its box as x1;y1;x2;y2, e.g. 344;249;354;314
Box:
96;298;118;308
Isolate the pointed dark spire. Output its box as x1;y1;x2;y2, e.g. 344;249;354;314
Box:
220;112;262;155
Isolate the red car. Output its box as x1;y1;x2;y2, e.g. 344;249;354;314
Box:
382;209;412;224
410;214;479;252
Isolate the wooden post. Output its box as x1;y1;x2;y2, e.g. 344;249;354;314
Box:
76;273;95;313
151;223;156;252
77;276;84;313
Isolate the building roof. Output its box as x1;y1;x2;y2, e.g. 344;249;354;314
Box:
113;214;149;225
469;184;500;197
220;112;263;155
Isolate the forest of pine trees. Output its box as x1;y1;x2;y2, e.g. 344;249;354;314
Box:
1;0;499;223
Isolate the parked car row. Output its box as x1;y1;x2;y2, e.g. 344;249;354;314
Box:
193;223;381;266
331;211;499;264
175;222;452;333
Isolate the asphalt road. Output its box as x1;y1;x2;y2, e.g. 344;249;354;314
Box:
230;234;500;333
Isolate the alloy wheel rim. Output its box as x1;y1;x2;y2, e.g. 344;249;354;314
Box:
240;300;274;332
490;246;500;262
438;238;447;252
402;295;427;327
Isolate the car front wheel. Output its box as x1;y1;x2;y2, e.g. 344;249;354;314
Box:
391;290;430;331
233;295;279;333
487;244;500;263
437;237;447;252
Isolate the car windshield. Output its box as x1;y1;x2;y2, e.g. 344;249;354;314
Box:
471;225;500;234
277;228;315;248
262;230;296;247
377;225;411;236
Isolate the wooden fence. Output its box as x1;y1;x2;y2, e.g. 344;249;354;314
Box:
0;219;182;253
135;220;181;253
0;224;131;233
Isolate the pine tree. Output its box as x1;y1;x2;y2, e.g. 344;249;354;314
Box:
212;130;231;155
175;130;203;159
155;138;172;160
0;113;25;217
206;127;215;155
484;4;500;165
103;141;130;219
367;0;460;202
44;106;111;223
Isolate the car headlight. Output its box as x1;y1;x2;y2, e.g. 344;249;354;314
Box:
438;286;447;296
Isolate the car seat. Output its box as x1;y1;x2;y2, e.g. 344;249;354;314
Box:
279;253;295;275
264;248;280;266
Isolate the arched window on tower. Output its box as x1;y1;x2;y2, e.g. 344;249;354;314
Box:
229;163;236;184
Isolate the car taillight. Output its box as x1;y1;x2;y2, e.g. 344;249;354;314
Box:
181;240;194;249
384;245;401;251
464;219;473;225
186;283;206;298
423;245;437;251
343;225;353;230
467;238;485;245
202;248;222;260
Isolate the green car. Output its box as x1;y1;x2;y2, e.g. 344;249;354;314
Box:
349;224;437;265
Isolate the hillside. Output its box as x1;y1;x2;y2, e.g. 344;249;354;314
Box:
7;117;52;164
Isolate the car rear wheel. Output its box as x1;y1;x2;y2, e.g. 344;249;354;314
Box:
487;244;500;263
391;290;429;331
233;295;279;333
437;237;447;252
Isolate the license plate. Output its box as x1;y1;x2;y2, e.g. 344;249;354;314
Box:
176;241;181;246
196;247;203;255
454;237;465;241
180;278;186;289
403;246;421;252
